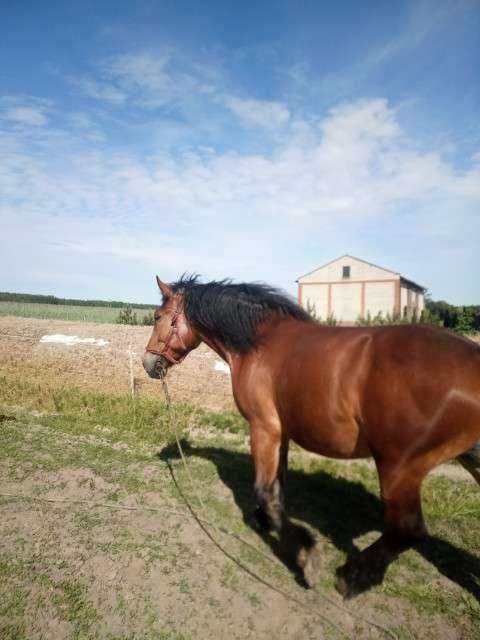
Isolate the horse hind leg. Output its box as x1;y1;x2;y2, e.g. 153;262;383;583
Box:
336;459;428;598
457;441;480;485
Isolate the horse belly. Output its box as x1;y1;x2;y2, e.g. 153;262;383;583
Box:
288;417;371;460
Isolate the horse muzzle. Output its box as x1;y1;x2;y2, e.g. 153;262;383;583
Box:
142;351;171;379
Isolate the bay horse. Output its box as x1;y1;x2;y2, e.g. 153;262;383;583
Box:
143;275;480;596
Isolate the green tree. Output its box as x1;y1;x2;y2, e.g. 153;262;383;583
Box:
455;306;475;334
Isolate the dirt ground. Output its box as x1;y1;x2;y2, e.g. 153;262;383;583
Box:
0;316;235;411
2;415;476;640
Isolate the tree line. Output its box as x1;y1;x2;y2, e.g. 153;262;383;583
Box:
0;291;155;310
425;298;480;334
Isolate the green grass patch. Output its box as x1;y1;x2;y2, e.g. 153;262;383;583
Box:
0;373;247;448
0;300;153;324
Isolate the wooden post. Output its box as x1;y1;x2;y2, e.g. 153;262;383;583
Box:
128;350;135;396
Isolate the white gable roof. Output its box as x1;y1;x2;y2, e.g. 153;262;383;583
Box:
297;255;426;290
297;255;398;283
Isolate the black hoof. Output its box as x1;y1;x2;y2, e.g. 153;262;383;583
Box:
335;558;366;599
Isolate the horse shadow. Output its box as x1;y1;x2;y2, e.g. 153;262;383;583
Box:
158;440;480;601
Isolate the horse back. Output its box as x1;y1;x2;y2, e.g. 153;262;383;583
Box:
247;322;480;461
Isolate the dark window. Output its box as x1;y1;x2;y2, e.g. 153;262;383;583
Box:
342;266;350;279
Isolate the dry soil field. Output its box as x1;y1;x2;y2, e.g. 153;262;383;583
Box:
0;316;235;411
1;316;479;640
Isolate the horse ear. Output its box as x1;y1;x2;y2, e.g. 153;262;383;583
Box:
156;276;173;298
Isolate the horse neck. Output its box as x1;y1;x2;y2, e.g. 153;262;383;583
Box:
195;314;305;365
196;329;233;364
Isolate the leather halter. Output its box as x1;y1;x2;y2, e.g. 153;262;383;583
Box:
145;305;188;365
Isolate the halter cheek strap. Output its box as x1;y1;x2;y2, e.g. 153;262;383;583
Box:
145;308;188;365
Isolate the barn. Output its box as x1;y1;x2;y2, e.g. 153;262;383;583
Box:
296;255;426;323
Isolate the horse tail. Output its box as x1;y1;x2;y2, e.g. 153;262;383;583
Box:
457;441;480;485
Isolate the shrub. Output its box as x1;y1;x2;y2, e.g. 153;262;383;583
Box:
116;305;138;325
141;311;155;326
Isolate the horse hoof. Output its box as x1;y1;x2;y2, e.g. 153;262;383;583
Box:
335;562;361;599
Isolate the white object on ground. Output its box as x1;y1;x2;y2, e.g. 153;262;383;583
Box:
214;360;230;374
40;334;109;347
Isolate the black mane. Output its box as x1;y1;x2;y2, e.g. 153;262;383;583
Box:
170;275;312;352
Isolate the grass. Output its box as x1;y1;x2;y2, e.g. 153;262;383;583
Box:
0;371;479;639
0;373;247;447
0;301;154;324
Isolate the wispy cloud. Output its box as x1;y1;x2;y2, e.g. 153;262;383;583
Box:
223;95;290;128
0;96;52;127
67;76;127;105
365;0;461;66
67;51;210;112
67;112;106;143
285;0;471;105
64;51;290;135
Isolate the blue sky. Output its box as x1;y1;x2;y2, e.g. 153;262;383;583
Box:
1;0;479;304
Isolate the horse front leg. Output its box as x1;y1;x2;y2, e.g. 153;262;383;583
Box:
250;424;288;533
250;424;319;586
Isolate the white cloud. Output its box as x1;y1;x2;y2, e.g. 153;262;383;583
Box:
223;96;290;128
1;96;479;301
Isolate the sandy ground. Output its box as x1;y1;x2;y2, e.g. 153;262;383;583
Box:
0;316;235;411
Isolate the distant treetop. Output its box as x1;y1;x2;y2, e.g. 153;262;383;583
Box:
0;291;154;309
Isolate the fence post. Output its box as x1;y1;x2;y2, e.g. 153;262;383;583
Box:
128;350;135;396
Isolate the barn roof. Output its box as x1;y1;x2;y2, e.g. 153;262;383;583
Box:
296;254;426;291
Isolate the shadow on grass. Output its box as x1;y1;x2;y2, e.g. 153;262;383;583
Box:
158;440;480;601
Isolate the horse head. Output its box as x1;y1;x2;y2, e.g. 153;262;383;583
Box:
142;276;200;379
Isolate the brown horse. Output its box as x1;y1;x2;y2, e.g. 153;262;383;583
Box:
143;275;480;596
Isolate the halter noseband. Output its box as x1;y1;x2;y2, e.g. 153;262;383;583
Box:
145;305;188;365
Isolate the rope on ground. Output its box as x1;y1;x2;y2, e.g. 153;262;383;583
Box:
159;376;398;640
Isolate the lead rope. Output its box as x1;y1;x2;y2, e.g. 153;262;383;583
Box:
159;376;397;640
